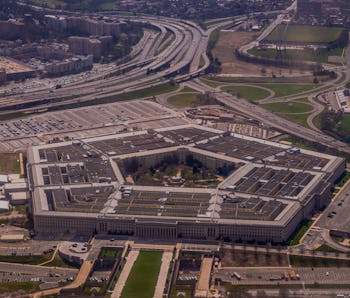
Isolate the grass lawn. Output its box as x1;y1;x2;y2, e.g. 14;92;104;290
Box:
171;285;193;298
258;84;318;98
0;254;53;265
0;281;40;293
168;94;200;107
0;153;20;174
100;248;121;259
264;25;344;44
200;78;225;88
221;85;271;101
341;114;350;134
315;244;342;253
206;75;332;84
281;136;319;151
282;113;310;127
248;47;343;63
334;171;350;187
168;93;215;107
53;83;179;111
289;220;314;246
262;101;313;114
45;254;80;269
0;112;26;121
115;83;179;101
221;249;289;267
290;254;350;267
29;0;65;8
181;86;198;93
27;0;118;10
121;251;162;298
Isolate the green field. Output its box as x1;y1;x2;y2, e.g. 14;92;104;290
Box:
341;114;350;134
258;84;318;98
100;248;121;259
221;85;271;101
200;78;225;87
25;0;117;10
0;153;20;174
181;86;198;93
262;101;313;127
0;281;40;294
290;254;350;267
121;251;162;298
265;25;344;44
116;83;179;101
315;244;341;253
0;253;53;265
283;113;310;127
248;47;343;63
262;101;313;114
289;220;314;246
168;93;215;107
45;254;80;269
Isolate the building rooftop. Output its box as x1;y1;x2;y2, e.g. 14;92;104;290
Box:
28;124;344;227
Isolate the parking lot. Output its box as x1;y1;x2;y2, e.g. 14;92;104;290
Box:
316;180;350;233
0;100;185;153
216;267;350;285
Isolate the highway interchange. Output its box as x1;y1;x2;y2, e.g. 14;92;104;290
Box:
0;3;349;157
0;3;350;297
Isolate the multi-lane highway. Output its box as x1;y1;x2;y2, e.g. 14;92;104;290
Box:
186;79;350;154
0;14;209;113
0;4;349;155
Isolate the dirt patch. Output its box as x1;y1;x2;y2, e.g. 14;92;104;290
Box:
212;31;311;77
0;153;20;174
221;248;289;267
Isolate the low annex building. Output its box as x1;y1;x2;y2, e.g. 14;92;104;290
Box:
27;124;345;243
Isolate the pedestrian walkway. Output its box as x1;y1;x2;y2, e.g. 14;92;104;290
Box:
111;249;140;298
153;251;173;298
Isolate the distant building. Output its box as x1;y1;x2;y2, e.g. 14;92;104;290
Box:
66;17;125;38
0;68;6;84
0;19;25;40
3;181;28;199
44;55;93;77
10;192;30;205
0;175;7;186
0;234;25;242
45;15;126;38
68;36;112;60
297;0;322;17
0;201;9;213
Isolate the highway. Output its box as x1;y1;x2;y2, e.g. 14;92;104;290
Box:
186;79;350;154
0;5;348;155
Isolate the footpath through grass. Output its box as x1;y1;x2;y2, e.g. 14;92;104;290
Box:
121;251;162;298
221;85;271;101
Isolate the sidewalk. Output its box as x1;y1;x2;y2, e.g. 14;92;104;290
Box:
153;251;172;298
111;250;139;298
